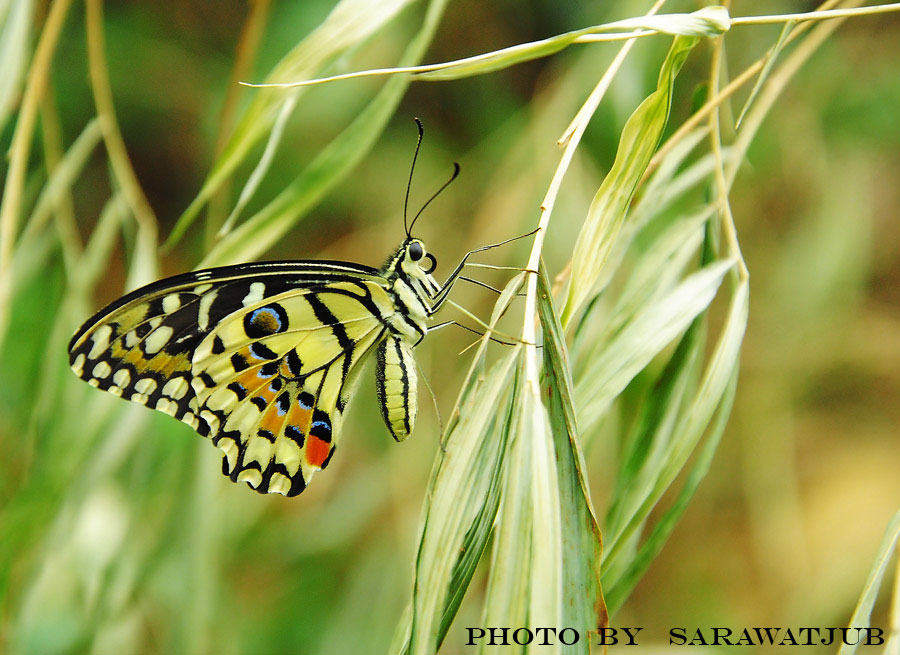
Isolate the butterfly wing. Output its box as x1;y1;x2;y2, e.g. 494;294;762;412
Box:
68;261;396;496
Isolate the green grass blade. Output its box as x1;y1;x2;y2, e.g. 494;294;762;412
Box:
735;20;794;129
480;350;563;655
537;262;607;646
217;94;298;238
630;126;709;220
561;35;699;328
408;349;519;654
0;0;33;133
165;0;417;248
200;0;449;268
599;205;715;343
601;276;748;580
415;8;728;82
838;510;900;655
400;273;525;654
604;321;704;540
604;369;738;613
17;119;103;246
576;258;734;431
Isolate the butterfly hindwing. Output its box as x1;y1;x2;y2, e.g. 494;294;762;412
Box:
194;283;390;494
68;263;399;496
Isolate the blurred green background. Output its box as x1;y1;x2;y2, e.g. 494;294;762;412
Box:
1;1;899;653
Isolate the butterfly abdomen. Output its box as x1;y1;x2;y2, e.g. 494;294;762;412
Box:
375;336;418;442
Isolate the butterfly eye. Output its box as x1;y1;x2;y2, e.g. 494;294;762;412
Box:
423;253;437;274
408;241;424;261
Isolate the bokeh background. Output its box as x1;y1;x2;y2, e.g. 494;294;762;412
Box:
1;0;899;653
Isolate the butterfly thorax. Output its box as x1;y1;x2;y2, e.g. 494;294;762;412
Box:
379;238;439;344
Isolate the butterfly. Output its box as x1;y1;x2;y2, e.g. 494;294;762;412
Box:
68;120;490;497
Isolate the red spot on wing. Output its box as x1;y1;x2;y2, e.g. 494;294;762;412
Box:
306;436;331;468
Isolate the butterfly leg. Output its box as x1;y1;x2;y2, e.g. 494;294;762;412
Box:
458;276;528;297
426;320;518;346
429;228;539;313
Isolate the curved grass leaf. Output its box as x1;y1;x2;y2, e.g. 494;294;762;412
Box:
576;258;734;430
604;367;738;613
601;276;748;584
408;348;519;654
480;349;562;655
537;262;607;648
166;0;417;248
200;0;449;267
0;0;33;134
561;35;699;328
415;8;729;82
838;510;900;655
399;273;525;655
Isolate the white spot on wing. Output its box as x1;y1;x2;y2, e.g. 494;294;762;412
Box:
197;289;218;331
242;281;266;307
162;377;189;400
72;353;86;376
134;377;157;395
113;369;131;388
237;469;262;488
268;473;290;495
218;437;238;472
92;361;112;379
124;330;140;348
143;326;173;355
162;294;181;314
156;397;177;415
205;386;238;413
88;325;113;359
199;410;221;435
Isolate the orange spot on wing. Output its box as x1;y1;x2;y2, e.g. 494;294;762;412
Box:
306;436;330;468
286;403;313;435
259;404;284;436
235;369;264;392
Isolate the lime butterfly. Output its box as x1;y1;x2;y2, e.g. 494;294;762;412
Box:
68;120;491;497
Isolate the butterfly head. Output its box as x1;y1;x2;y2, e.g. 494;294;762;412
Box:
404;238;437;276
383;237;441;305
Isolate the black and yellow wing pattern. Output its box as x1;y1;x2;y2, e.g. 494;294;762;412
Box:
68;243;439;497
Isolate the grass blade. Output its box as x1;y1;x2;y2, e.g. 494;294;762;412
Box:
217;94;298;237
604;369;738;613
408;349;519;654
401;273;525;654
200;0;449;267
601;275;748;581
0;0;33;133
480;350;562;655
561;35;700;327
537;263;607;646
411;8;727;82
838;510;900;655
735;20;794;129
576;258;734;430
165;0;417;248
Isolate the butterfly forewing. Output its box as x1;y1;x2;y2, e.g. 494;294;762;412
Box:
68;261;409;497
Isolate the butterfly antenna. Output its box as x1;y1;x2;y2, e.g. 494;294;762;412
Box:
408;162;460;236
404;118;425;237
